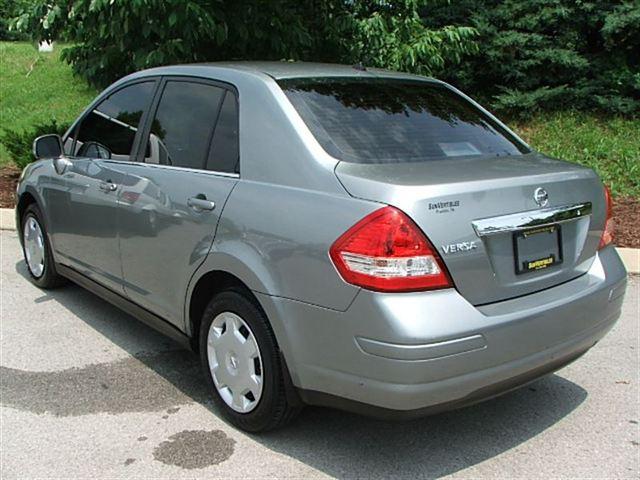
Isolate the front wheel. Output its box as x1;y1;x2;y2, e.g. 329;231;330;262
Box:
199;289;300;432
21;204;65;289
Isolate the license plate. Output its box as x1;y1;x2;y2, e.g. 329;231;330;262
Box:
513;225;563;274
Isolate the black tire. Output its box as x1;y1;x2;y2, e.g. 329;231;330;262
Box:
21;204;66;289
199;288;301;432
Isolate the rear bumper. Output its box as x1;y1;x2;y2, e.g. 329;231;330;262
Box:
257;246;627;414
296;341;593;420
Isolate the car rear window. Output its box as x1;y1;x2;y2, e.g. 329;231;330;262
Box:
278;78;529;164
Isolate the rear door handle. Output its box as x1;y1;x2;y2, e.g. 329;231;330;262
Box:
99;181;118;192
187;196;216;212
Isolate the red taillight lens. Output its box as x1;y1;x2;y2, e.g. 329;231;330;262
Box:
121;191;141;204
329;206;452;292
598;185;614;249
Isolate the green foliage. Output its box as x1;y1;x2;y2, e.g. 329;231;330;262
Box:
423;0;640;116
0;0;31;40
0;119;70;169
512;111;640;197
8;0;639;115
344;1;478;75
13;0;478;87
1;41;637;199
0;42;98;166
601;2;640;51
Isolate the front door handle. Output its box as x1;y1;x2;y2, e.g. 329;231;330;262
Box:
99;181;118;192
187;195;216;212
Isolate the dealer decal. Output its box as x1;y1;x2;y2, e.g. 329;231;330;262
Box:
527;256;555;270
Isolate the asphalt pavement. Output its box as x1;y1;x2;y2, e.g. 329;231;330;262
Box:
1;230;638;479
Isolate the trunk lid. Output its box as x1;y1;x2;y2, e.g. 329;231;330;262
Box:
335;153;606;305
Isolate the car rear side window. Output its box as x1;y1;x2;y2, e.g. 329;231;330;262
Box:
206;91;239;174
142;81;226;170
279;78;529;164
74;81;156;160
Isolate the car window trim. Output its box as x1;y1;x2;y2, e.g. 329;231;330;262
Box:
135;75;240;178
67;77;161;162
99;159;240;178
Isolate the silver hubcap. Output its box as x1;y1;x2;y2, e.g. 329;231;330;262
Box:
207;312;263;413
23;216;45;278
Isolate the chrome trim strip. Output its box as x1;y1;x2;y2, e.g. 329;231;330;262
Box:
472;202;592;237
102;159;240;178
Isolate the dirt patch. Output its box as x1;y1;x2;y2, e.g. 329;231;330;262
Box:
0;166;19;208
1;165;636;247
153;430;235;469
613;197;639;249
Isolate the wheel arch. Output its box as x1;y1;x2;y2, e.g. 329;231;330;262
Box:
17;190;38;215
184;247;282;334
187;269;255;349
186;265;302;405
16;188;44;244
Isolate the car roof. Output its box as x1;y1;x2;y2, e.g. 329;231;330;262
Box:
135;61;435;82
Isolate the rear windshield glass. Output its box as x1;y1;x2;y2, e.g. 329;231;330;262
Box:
279;78;529;164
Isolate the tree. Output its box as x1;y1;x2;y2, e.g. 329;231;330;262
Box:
13;0;478;87
0;0;31;40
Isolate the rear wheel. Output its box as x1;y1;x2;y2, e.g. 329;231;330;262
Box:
199;289;300;432
21;204;65;289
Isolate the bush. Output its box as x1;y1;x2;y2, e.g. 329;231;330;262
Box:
0;120;70;169
423;0;640;116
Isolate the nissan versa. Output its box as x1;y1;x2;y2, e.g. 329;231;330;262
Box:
17;63;627;432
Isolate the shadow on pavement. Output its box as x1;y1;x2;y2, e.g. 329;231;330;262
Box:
14;259;588;478
256;375;585;478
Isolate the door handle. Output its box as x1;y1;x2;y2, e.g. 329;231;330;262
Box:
99;181;118;192
187;195;216;212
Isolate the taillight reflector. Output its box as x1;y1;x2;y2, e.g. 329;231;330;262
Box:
598;185;614;249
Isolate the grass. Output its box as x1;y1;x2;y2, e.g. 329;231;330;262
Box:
0;41;638;198
511;112;640;198
0;41;97;165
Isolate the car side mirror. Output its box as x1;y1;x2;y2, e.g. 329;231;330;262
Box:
33;134;63;160
80;141;112;159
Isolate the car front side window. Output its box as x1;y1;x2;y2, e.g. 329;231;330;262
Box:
73;81;156;161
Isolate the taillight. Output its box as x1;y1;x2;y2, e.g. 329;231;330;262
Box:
329;206;452;292
121;191;140;204
598;185;614;249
